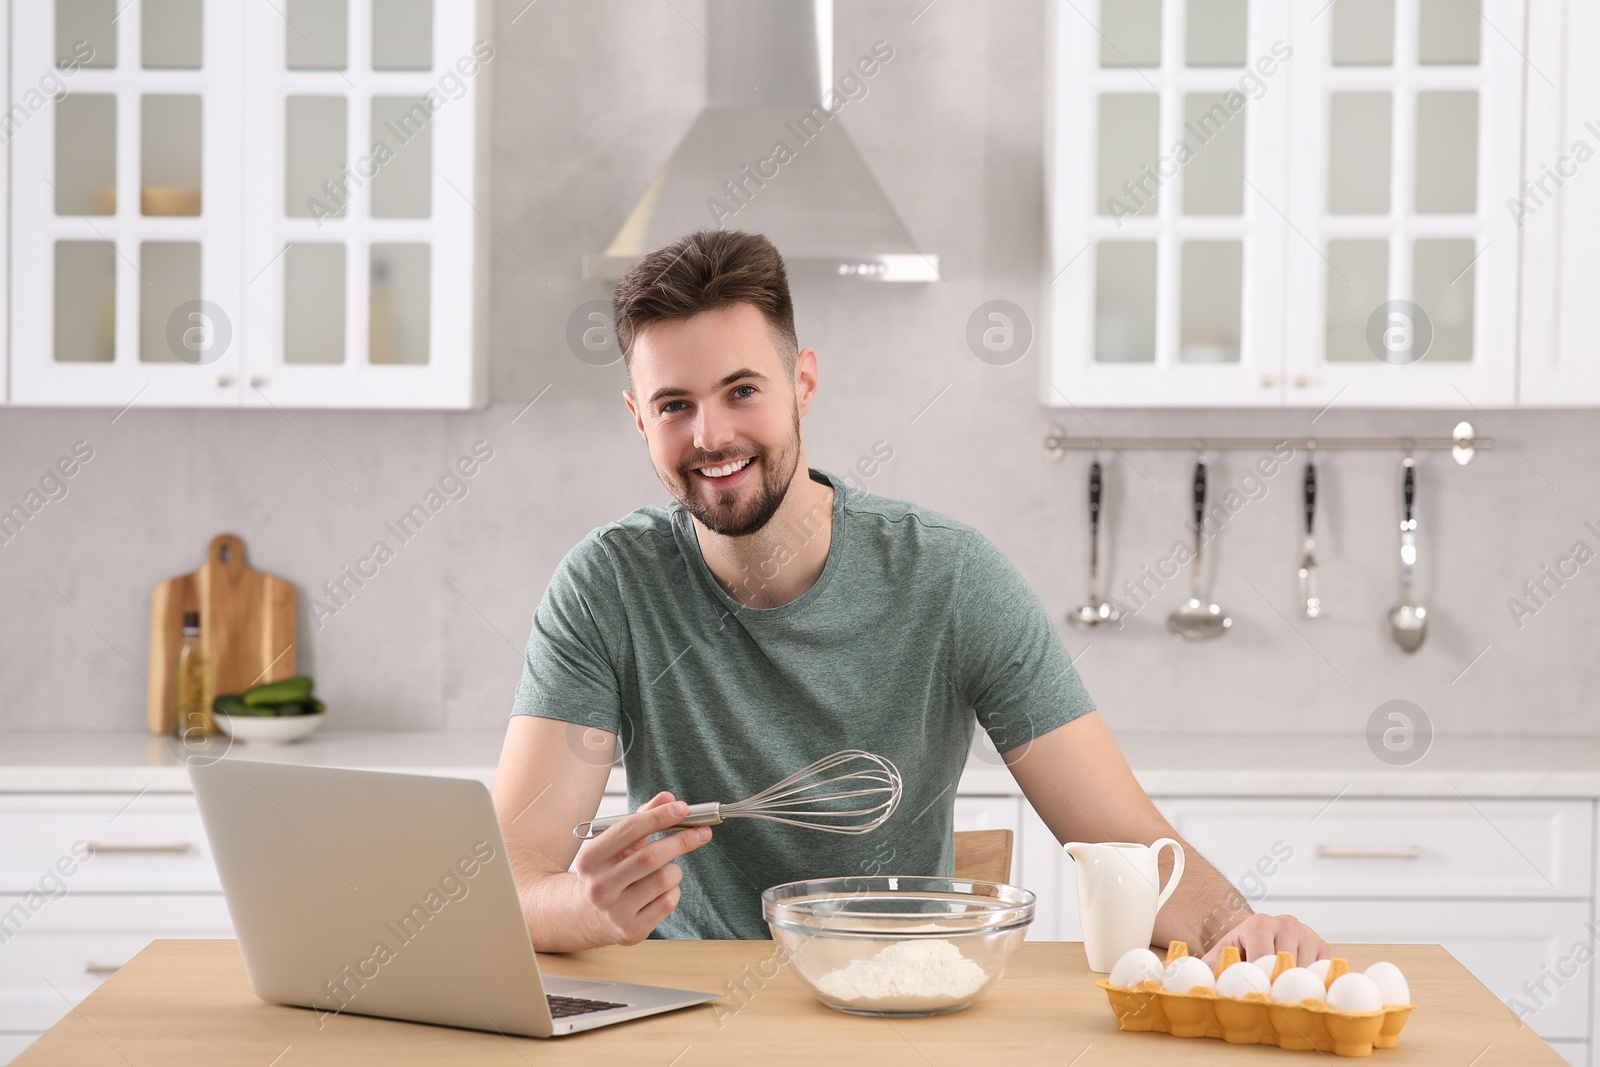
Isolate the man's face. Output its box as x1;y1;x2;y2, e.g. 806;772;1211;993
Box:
623;303;814;537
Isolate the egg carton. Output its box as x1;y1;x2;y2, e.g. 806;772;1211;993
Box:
1096;941;1417;1058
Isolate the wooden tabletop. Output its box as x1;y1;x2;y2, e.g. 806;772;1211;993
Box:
16;939;1565;1065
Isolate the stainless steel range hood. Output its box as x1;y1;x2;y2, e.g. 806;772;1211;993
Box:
583;0;939;282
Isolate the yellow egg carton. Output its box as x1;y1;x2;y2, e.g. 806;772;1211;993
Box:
1095;941;1417;1057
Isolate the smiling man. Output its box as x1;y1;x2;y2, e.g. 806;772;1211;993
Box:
492;230;1327;968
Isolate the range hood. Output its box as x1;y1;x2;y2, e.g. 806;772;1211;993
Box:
584;0;939;282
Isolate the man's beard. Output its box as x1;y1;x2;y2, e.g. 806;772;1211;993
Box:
665;409;802;537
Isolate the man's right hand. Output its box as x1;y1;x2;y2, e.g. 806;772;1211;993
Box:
572;790;714;946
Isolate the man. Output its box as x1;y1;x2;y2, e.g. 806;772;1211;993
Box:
492;230;1327;967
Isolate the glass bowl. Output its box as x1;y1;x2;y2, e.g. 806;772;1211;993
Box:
761;875;1034;1017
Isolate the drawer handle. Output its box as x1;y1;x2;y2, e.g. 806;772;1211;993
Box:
84;961;126;975
84;841;193;855
1316;845;1421;860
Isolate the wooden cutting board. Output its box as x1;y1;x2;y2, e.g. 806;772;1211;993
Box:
146;534;298;735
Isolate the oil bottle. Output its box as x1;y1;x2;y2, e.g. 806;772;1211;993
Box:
173;610;212;741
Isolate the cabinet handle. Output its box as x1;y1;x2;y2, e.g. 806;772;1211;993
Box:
1315;845;1421;859
84;961;126;975
1294;374;1309;387
84;841;193;855
217;375;234;388
1261;374;1276;388
248;375;269;389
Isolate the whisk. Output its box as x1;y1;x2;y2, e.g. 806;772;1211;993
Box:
572;749;902;840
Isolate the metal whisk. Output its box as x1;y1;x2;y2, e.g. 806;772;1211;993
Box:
572;749;902;840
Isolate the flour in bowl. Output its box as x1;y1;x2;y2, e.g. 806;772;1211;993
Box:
814;938;988;1008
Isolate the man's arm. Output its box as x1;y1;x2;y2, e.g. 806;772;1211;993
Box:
1001;710;1327;966
491;715;711;952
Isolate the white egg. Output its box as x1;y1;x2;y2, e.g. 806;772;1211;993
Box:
1251;954;1281;980
1326;972;1384;1013
1108;948;1164;989
1161;956;1216;993
1215;962;1272;998
1364;961;1411;1006
1270;966;1327;1005
1308;958;1332;984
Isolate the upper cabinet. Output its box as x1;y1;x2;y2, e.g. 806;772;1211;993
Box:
6;0;490;409
1518;0;1600;405
1046;0;1575;409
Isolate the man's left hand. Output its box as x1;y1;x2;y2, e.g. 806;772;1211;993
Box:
1200;913;1329;969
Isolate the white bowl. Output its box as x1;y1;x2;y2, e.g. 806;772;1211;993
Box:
214;712;325;744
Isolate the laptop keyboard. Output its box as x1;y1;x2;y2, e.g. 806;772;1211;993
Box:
547;993;628;1019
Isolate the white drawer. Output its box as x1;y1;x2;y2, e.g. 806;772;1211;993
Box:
0;894;232;1032
1156;797;1593;899
1274;898;1592;1042
0;795;219;893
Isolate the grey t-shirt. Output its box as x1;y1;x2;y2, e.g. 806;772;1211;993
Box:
511;467;1094;939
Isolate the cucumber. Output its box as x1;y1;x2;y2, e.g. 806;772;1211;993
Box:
266;698;326;717
213;694;272;717
242;675;314;706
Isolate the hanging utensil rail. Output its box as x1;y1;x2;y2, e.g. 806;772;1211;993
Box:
1043;421;1491;464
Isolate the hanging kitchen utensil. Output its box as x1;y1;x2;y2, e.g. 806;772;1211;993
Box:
1070;459;1120;630
1300;451;1321;618
573;750;902;840
1386;455;1428;652
1167;456;1232;641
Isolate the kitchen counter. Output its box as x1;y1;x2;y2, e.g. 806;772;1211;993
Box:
12;938;1568;1065
0;729;1597;797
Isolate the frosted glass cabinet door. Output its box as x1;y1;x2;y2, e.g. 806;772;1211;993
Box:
8;0;246;405
1047;0;1292;407
238;0;490;409
1280;0;1523;408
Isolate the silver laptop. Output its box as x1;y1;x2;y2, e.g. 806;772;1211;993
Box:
189;759;719;1037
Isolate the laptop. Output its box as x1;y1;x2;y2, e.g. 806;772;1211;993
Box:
188;759;719;1037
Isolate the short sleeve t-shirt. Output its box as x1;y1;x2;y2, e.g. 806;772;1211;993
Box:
511;467;1095;939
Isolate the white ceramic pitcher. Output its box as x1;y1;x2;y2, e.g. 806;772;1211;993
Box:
1062;839;1185;973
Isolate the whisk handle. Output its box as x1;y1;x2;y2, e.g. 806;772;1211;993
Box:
572;802;722;840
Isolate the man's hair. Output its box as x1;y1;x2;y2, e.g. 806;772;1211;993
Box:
612;230;799;387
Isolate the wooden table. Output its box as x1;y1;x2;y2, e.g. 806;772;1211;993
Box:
15;940;1565;1065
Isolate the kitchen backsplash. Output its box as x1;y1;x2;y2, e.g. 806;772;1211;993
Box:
1;0;1595;737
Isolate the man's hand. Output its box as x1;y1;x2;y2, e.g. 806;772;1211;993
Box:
573;790;714;946
1200;912;1328;969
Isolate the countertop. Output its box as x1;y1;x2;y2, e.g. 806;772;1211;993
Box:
12;939;1568;1065
1;730;1597;797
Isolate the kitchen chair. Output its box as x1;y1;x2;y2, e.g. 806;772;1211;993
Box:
952;828;1014;883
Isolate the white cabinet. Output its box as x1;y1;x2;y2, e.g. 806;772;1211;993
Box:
1045;0;1547;409
0;894;233;1032
1125;795;1598;1056
5;0;489;409
1517;0;1600;407
1155;796;1594;899
0;793;231;1065
1279;898;1593;1045
1279;0;1524;410
0;794;220;893
1045;0;1292;407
